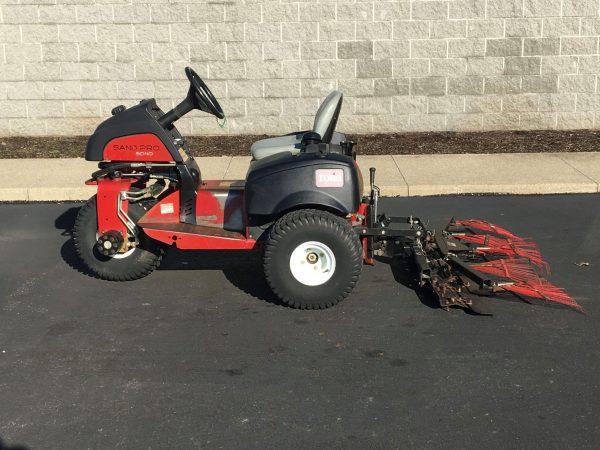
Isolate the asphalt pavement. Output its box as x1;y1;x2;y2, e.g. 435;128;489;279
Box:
0;195;599;449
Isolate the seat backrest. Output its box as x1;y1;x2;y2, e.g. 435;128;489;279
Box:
313;91;343;143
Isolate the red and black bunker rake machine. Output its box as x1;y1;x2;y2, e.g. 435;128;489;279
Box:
74;67;579;314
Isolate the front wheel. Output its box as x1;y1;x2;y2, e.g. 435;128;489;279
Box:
73;195;166;281
263;209;363;309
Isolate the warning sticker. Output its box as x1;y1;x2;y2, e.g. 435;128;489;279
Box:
160;203;174;214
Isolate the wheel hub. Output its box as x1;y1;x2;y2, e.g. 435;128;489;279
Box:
95;231;124;256
289;241;336;286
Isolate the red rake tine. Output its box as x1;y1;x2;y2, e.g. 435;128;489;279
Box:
453;219;523;240
455;234;549;272
501;284;582;311
473;259;540;284
472;260;581;310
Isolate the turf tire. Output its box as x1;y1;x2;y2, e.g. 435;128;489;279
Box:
264;209;362;309
73;195;166;281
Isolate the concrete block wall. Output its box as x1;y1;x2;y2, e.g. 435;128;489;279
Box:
1;0;600;137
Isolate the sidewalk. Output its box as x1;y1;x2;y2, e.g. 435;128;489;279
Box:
1;152;600;201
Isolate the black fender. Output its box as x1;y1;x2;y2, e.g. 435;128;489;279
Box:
272;191;351;217
245;152;362;219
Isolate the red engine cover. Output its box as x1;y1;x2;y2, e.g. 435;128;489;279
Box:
103;133;174;162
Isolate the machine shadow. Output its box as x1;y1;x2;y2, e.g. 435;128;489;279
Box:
0;437;29;450
160;249;283;306
377;255;441;310
381;256;494;315
54;206;282;306
56;206;97;278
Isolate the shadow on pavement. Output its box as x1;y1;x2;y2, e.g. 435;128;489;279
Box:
55;206;96;278
54;206;282;306
383;255;499;315
0;437;29;450
55;205;80;237
380;255;440;310
160;248;282;306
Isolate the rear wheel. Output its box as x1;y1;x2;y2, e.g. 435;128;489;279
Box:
73;195;166;281
263;209;362;309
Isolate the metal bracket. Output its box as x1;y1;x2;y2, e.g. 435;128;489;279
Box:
118;191;139;247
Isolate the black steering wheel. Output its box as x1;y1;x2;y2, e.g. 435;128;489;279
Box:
185;67;225;119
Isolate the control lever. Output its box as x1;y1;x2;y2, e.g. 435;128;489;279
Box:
369;167;380;222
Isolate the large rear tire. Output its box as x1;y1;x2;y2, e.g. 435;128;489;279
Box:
73;196;166;281
263;209;362;309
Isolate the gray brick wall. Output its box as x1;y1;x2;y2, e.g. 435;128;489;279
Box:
1;0;600;136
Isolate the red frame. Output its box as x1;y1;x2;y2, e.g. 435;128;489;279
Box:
137;183;258;250
96;178;135;236
355;202;372;264
142;227;257;250
94;178;365;256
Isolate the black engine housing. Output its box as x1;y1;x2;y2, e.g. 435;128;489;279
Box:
245;151;363;220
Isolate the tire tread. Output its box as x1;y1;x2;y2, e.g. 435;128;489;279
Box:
73;196;165;281
264;209;362;309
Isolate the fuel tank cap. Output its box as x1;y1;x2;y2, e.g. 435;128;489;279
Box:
111;105;126;115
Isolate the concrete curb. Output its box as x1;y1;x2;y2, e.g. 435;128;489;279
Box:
1;153;600;201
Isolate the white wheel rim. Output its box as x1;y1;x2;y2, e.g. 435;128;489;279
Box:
289;241;336;286
109;247;135;259
95;233;135;259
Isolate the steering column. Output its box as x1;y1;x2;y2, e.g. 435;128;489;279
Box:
158;67;224;128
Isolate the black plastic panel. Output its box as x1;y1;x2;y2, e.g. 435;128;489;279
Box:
245;152;362;218
85;99;187;162
178;158;200;224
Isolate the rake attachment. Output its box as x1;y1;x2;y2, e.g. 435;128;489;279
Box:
355;213;580;314
428;219;581;313
356;168;579;315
